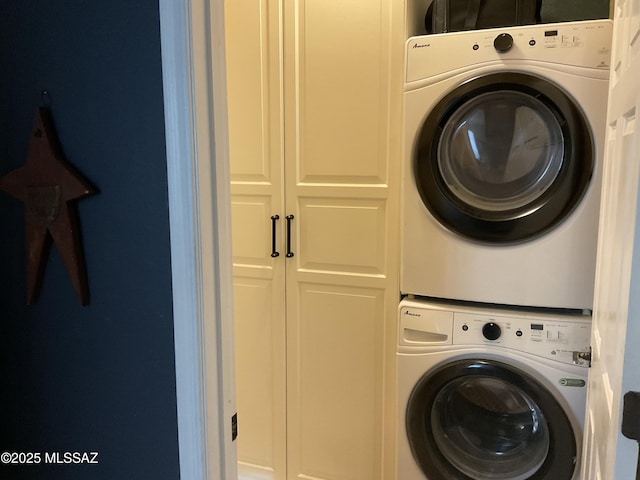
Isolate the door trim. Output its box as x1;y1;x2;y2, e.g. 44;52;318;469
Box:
159;0;236;478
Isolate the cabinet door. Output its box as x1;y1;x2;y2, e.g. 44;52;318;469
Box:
283;0;403;478
226;0;287;477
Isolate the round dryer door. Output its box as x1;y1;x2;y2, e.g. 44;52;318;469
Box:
414;72;594;243
405;359;578;480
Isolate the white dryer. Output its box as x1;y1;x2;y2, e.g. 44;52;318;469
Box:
401;20;612;310
396;298;591;480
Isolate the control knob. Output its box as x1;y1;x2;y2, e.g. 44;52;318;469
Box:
494;33;514;53
482;322;502;341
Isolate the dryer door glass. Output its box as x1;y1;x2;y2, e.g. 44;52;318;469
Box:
438;91;564;212
414;72;594;244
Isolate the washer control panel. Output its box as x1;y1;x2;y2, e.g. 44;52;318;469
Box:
398;301;591;367
453;311;591;367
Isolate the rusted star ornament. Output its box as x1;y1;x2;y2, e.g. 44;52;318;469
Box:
0;107;96;305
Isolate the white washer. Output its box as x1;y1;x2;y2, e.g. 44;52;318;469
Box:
401;20;612;310
396;298;591;480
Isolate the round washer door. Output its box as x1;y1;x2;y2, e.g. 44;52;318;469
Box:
414;72;594;244
405;359;577;480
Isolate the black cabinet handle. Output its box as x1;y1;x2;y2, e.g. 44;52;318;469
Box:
270;215;280;258
286;214;294;258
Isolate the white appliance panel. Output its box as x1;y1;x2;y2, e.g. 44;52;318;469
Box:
401;20;612;310
396;299;591;480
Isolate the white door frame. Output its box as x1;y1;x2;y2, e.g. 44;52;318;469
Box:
159;0;236;479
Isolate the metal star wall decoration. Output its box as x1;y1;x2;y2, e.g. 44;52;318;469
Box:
0;106;97;305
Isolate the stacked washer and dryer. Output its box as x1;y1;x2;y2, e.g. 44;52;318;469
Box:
397;19;612;480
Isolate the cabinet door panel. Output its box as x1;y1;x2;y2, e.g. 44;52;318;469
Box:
227;0;281;184
291;0;390;185
234;278;286;475
297;198;387;276
232;196;279;268
288;283;384;480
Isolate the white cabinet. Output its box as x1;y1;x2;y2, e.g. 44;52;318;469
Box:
226;1;403;478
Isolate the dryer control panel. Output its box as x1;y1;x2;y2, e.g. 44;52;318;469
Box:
406;19;612;83
398;301;591;367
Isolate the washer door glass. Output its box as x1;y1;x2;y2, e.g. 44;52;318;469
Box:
432;376;549;480
405;359;578;480
438;91;564;212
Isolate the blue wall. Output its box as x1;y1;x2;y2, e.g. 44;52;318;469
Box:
0;1;180;479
